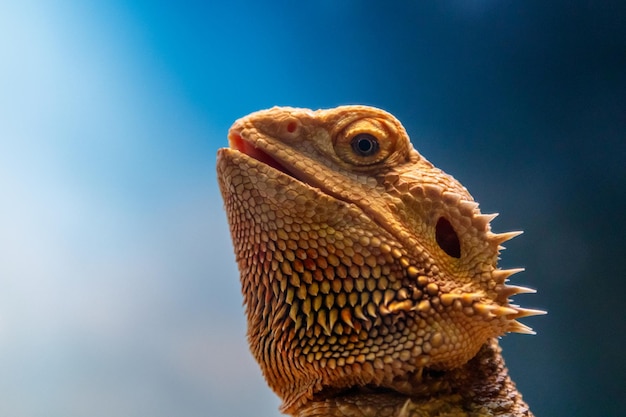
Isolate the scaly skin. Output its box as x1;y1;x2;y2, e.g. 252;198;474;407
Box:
216;106;544;416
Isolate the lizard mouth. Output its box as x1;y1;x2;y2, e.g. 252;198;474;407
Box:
228;131;294;177
225;129;342;203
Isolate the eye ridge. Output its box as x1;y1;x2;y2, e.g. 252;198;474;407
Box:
350;133;380;157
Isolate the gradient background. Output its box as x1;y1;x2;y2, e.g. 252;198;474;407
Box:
1;1;624;416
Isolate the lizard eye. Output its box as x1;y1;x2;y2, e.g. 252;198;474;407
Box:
334;117;396;167
351;133;380;157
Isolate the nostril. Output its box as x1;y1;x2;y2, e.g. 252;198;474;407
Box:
435;217;461;258
286;121;298;133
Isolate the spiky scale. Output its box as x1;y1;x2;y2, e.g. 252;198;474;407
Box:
459;199;479;213
354;305;368;321
460;292;483;306
491;306;521;317
440;293;461;306
384;289;395;305
475;213;499;229
341;308;355;328
492;267;525;280
329;308;339;330
497;284;537;298
513;307;548;319
508;320;537;335
489;230;524;245
317;309;331;336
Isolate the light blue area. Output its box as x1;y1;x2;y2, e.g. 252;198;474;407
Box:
0;2;279;416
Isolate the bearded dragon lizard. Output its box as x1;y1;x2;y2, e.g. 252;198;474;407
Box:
216;105;545;417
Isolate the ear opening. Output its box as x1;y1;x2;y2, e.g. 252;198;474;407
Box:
435;217;461;258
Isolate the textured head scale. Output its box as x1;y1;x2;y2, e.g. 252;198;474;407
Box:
216;106;544;414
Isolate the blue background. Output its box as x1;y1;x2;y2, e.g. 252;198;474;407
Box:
1;1;624;416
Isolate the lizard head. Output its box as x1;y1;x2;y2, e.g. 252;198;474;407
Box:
216;105;544;414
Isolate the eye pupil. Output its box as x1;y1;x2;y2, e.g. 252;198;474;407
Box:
351;133;379;156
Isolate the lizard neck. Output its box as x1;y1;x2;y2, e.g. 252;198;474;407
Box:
294;339;533;417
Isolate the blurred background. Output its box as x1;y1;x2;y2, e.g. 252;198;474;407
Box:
1;1;624;416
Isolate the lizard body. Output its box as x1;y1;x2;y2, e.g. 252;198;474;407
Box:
216;106;544;417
